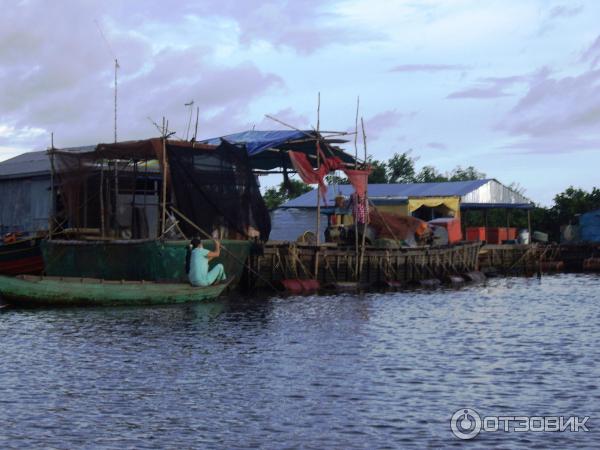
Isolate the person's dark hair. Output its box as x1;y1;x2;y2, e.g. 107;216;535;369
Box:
185;238;202;274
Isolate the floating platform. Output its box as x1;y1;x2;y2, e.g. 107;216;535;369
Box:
246;241;481;289
478;243;600;275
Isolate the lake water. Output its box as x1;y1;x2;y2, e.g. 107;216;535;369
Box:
1;274;599;449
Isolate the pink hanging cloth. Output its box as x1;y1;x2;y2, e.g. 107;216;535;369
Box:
343;167;371;197
288;141;344;202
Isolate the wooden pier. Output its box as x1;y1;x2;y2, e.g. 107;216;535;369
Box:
479;243;600;275
247;241;481;289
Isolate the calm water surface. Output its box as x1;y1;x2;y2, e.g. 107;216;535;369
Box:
1;274;599;449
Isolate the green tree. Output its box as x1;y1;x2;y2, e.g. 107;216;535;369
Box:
367;157;389;183
448;166;486;181
263;179;312;210
551;186;600;225
387;151;418;183
415;165;448;183
325;174;349;185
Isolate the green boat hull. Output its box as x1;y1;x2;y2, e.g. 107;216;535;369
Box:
41;239;250;283
0;275;229;307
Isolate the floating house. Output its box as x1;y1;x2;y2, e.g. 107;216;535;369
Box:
271;179;533;241
0;129;358;238
0;146;95;234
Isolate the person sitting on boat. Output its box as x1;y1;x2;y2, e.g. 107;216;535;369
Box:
186;238;226;287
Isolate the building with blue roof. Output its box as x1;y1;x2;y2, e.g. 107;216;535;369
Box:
271;179;533;241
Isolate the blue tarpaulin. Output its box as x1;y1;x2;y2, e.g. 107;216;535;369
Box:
200;130;356;171
580;209;600;242
201;130;312;156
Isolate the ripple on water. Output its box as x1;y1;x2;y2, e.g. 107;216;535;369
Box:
1;274;600;449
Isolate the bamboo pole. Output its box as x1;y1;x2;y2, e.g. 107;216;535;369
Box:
315;92;321;246
100;160;105;237
527;209;532;244
48;133;55;240
114;159;119;236
358;117;369;278
354;97;359;168
160;117;167;237
161;136;167;237
193;106;199;141
353;97;360;276
131;160;138;237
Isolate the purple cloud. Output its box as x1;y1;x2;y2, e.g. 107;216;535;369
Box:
582;34;600;67
254;108;311;130
390;64;467;73
548;4;583;19
363;109;407;140
496;64;600;154
447;74;530;99
0;1;285;150
426;142;447;150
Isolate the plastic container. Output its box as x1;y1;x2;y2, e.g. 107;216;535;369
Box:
518;229;530;244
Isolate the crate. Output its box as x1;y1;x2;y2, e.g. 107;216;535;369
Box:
487;227;517;244
466;227;486;242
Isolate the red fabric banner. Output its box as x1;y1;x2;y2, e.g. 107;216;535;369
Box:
343;167;371;197
288;144;344;201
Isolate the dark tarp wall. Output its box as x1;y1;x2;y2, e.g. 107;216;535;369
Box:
167;141;271;241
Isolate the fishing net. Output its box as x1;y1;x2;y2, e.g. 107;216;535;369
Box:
51;138;271;241
167;141;271;241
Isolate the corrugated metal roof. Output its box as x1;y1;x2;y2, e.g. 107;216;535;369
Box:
282;179;492;208
0;145;95;179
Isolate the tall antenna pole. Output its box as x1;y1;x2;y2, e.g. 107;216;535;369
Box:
95;20;119;143
114;58;119;143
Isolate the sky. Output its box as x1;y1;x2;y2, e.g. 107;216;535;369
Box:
1;0;600;205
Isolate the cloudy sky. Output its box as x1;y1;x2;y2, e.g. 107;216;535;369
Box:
1;0;600;204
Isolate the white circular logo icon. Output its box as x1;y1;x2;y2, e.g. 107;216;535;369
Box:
451;408;482;440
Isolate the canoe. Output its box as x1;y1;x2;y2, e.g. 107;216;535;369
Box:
0;274;230;307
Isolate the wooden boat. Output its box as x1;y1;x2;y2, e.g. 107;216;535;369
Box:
41;239;251;284
0;274;231;307
0;236;44;275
